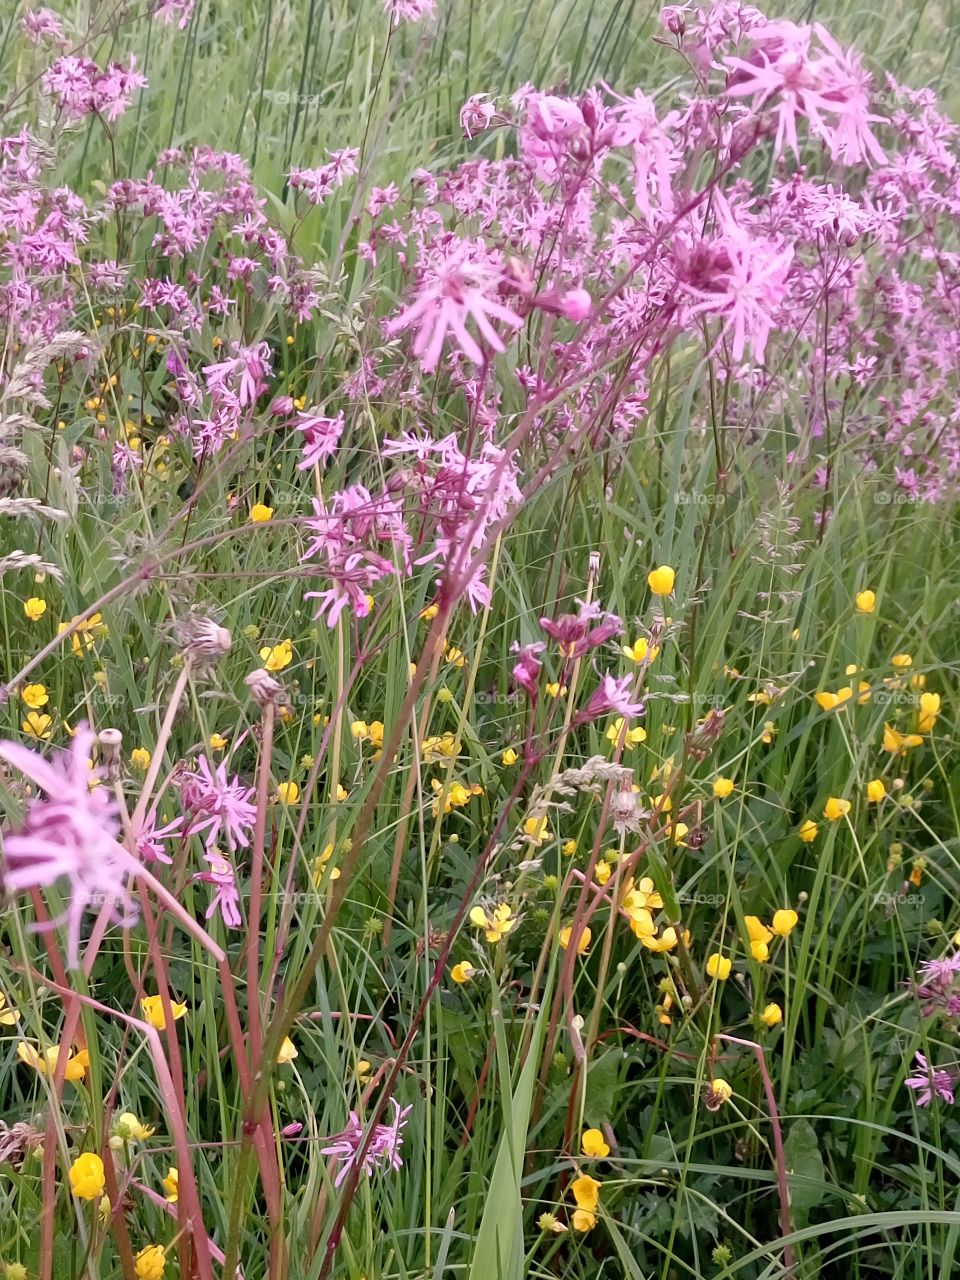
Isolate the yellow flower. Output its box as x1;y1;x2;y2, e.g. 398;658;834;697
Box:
134;1244;166;1280
21;683;49;709
866;778;886;803
744;916;772;962
469;903;517;944
58;612;104;656
209;733;228;750
544;681;567;698
275;781;300;804
823;797;850;821
771;909;799;937
140;995;188;1031
882;722;923;753
162;1168;179;1202
891;653;913;669
855;590;876;614
113;1112;156;1143
622;637;659;663
259;639;293;671
647;565;675;596
712;776;734;798
523;815;549;844
17;1042;90;1081
502;747;518;766
450;962;476;985
422;732;460;761
760;720;776;744
580;1129;610;1158
351;719;369;739
919;691;941;734
571;1172;601;1215
276;1037;298;1064
798;819;818;842
641;925;686;953
559;924;591;954
313;842;343;884
761;1002;783;1027
562;839;577;857
69;1152;105;1200
706;952;732;980
22;712;53;741
356;1059;372;1082
594;861;612;886
130;747;151;770
445;645;466;668
572;1209;596;1232
605;717;646;746
814;686;853;711
250;503;274;523
24;597;47;621
706;1078;733;1107
0;993;19;1026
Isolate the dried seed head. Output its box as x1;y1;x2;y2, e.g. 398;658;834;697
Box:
245;667;288;709
176;614;232;668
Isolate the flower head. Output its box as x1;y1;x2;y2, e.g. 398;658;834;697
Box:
0;726;140;966
69;1152;105;1200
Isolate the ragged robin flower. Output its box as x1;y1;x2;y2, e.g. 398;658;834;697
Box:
469;903;517;943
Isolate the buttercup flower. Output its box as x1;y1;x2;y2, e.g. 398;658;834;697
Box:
824;796;851;821
140;995;188;1031
559;924;591;954
23;597;47;621
250;502;273;522
469;903;517;943
581;1128;610;1158
798;819;819;842
761;1002;783;1026
647;564;675;596
855;589;876;613
771;909;799;937
277;1037;298;1064
162;1168;179;1202
706;952;732;980
69;1152;105;1199
134;1245;166;1280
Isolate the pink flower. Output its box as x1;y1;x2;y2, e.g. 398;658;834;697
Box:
385;241;523;372
296;410;345;470
193;850;242;928
0;726;139;966
577;675;644;723
460;94;498;138
511;642;545;699
382;0;436;24
905;1052;957;1106
320;1098;412;1187
539;601;621;658
180;756;257;854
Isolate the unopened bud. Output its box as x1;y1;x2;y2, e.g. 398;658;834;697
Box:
97;728;123;781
